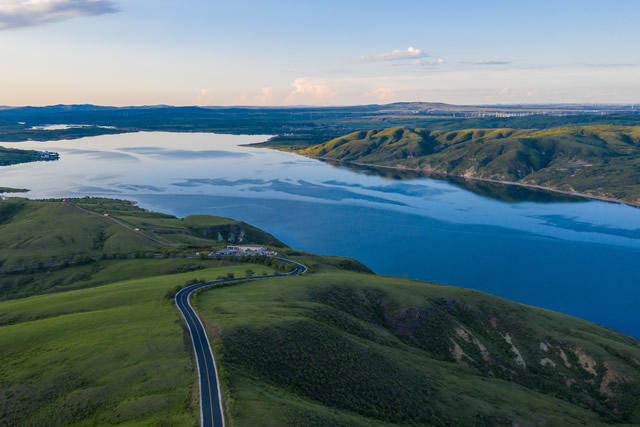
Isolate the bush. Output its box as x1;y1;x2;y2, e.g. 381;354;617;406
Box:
165;285;182;300
184;277;204;287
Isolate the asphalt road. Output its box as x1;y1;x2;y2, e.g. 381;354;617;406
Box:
175;258;307;427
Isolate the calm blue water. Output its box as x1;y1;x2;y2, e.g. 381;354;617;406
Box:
2;132;639;337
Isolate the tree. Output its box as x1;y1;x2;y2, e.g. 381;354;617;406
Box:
245;269;255;277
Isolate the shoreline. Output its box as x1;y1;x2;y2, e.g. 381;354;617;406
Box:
305;154;640;209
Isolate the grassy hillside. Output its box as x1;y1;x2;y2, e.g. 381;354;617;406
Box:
0;199;364;425
298;125;640;204
0;261;280;426
0;197;284;273
196;260;640;426
1;198;639;425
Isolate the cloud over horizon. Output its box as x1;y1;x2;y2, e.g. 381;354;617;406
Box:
471;60;512;65
0;0;118;30
284;78;335;105
192;88;213;106
356;46;427;62
365;87;395;102
233;87;274;106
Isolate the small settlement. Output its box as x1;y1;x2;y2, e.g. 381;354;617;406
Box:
210;245;278;258
36;151;60;160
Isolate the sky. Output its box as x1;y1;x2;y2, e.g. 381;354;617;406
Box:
0;0;639;107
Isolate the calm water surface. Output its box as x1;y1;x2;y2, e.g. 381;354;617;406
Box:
2;132;639;337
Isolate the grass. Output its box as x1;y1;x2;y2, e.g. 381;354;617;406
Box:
71;197;285;248
297;125;640;204
0;257;263;300
0;197;284;271
0;262;279;426
196;267;640;426
1;198;639;425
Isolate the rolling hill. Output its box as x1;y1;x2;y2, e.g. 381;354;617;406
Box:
297;125;640;205
0;198;283;263
0;197;283;298
0;198;638;425
195;261;640;426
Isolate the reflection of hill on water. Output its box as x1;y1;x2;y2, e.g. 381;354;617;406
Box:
322;159;585;205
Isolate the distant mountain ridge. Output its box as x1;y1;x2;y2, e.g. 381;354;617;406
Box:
0;101;638;112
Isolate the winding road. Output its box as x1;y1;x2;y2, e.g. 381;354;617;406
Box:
175;258;307;427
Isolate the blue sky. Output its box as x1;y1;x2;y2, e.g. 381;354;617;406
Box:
1;0;639;106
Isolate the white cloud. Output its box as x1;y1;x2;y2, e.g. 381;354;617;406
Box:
472;60;512;65
192;88;213;106
365;87;395;102
411;57;444;67
355;46;427;63
580;63;636;68
0;0;118;30
233;87;274;106
284;78;335;105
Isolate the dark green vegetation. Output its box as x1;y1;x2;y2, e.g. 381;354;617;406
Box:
0;187;28;194
197;262;640;426
1;103;639;144
297;125;640;205
0;145;57;167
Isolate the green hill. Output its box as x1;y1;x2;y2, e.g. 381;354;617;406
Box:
0;199;638;425
0;260;281;425
196;264;640;426
0;197;284;274
298;125;640;205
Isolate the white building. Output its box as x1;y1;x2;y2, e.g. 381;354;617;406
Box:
212;245;278;257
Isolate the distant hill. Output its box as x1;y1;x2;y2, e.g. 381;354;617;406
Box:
298;125;640;205
1;102;639;146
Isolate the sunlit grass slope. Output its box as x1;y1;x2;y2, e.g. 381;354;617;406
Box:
0;262;278;426
0;197;284;271
299;125;640;203
197;257;640;426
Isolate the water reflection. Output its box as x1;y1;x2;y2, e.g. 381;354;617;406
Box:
323;159;585;204
1;131;640;337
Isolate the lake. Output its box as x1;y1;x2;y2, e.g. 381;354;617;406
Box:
2;131;639;337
